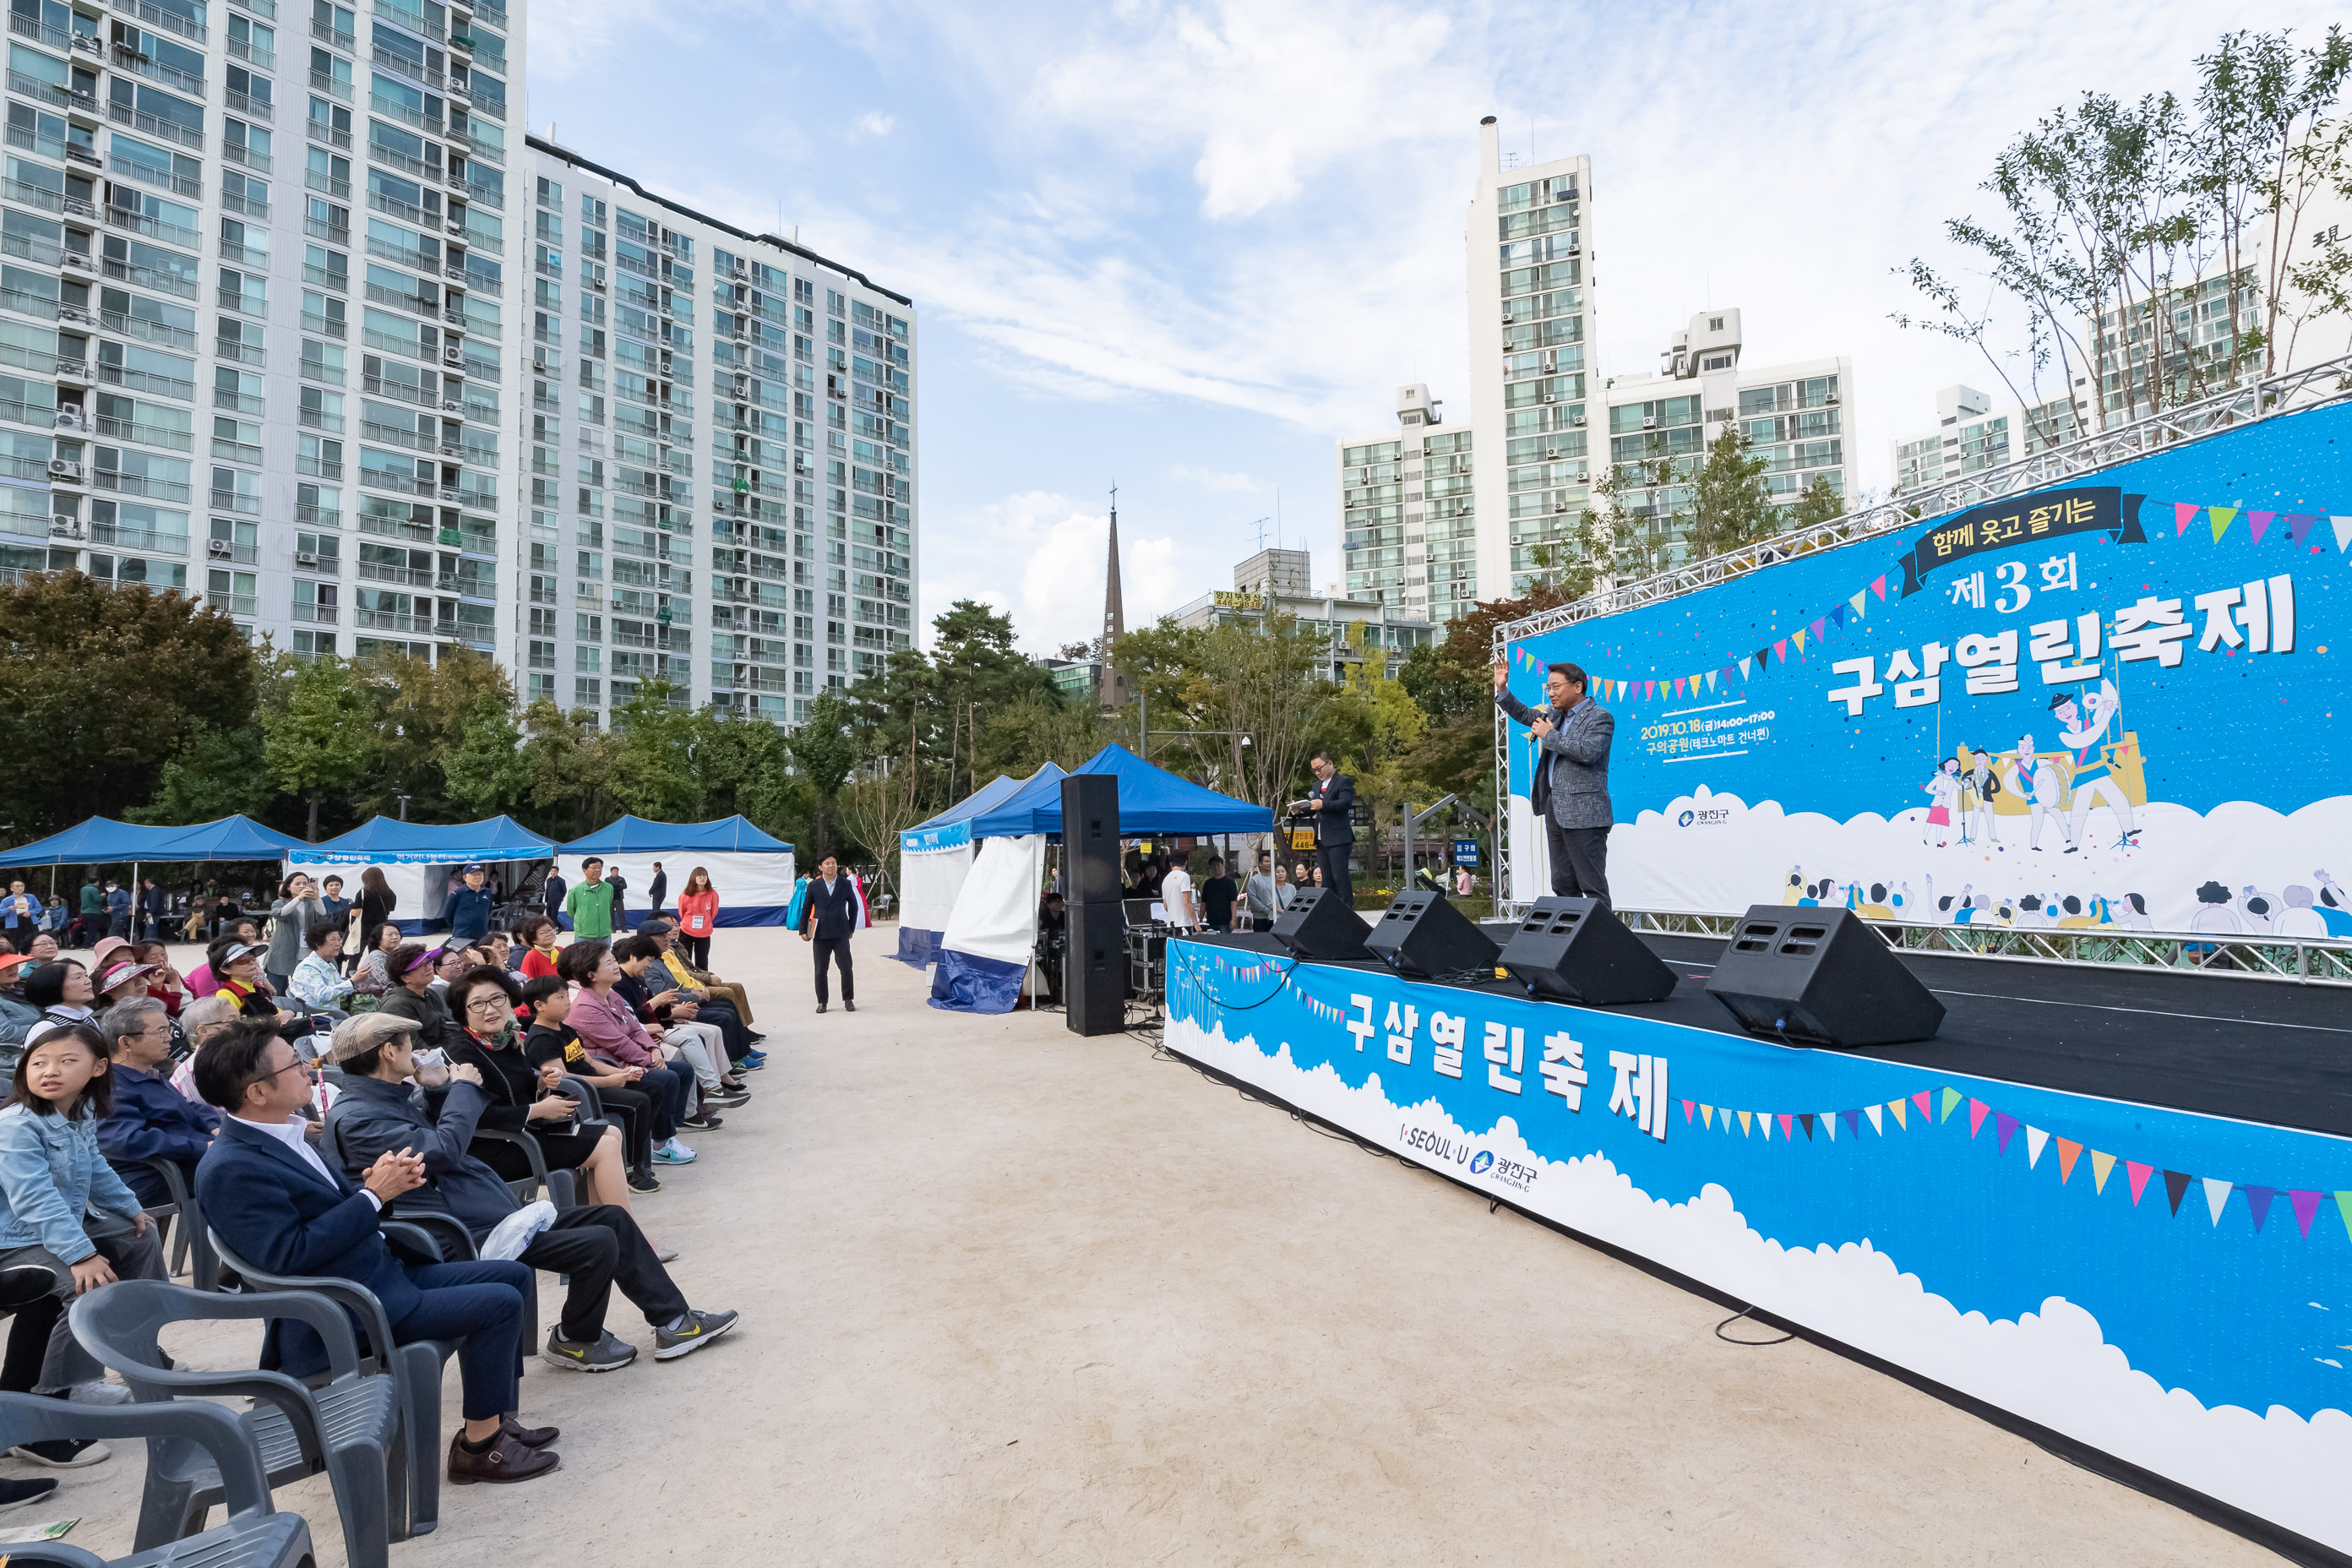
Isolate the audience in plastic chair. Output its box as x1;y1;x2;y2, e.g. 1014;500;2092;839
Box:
192;1020;563;1485
324;1011;737;1374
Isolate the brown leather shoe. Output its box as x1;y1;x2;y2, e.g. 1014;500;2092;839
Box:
448;1429;561;1484
500;1413;559;1449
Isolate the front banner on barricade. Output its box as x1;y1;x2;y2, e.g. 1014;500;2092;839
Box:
1162;938;2352;1554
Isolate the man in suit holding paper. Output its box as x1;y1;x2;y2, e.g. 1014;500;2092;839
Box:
1493;658;1616;905
1292;753;1357;909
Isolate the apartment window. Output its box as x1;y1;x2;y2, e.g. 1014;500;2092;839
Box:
574;676;600;705
575;646;601;672
536;176;562;210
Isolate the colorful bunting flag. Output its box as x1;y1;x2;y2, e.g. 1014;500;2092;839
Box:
2242;1185;2276;1233
2162;1169;2192;1216
2334;517;2352;552
2209;506;2238;542
2175;503;2199;536
2024;1126;2048;1168
2056;1138;2082;1184
2126;1161;2154;1205
2092;1150;2117;1194
2247;510;2274;544
1865;1104;1884;1135
1848;590;1867;620
2201;1177;2232;1225
1870;574;1887;601
2291;1189;2322;1237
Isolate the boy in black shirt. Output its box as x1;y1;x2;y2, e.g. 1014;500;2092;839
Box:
521;975;661;1191
1200;858;1239;934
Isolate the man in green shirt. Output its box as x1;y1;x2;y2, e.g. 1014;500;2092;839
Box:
565;856;618;940
76;879;104;949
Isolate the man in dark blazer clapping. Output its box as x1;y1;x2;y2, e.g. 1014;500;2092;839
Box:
193;1018;561;1486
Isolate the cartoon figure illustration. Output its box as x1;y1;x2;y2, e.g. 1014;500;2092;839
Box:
2054;893;2103;928
1957;744;2001;847
1855;882;1898;920
2050;681;2137;850
2109;892;2153;930
1782;866;1805;905
2188;879;2240;935
2005;734;2073;852
1887;881;1917;920
2318;870;2352;938
2237;886;2277;935
1919;758;1960;847
2276;885;2331;939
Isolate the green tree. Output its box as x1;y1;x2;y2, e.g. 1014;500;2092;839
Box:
1788;475;1848;530
353;647;514;821
261;655;381;840
1683;427;1780;561
788;689;858;854
0;572;258;840
509;701;618;841
441;691;530;821
133;721;276;825
605;679;706;820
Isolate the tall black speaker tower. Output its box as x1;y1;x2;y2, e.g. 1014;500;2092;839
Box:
1062;775;1121;906
1704;906;1944;1048
1063;903;1127;1037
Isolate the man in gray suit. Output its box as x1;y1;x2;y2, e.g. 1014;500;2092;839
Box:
1492;658;1615;904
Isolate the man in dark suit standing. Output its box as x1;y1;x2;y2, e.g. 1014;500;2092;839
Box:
1292;752;1357;908
1493;658;1616;905
645;862;668;922
193;1018;561;1485
800;852;862;1014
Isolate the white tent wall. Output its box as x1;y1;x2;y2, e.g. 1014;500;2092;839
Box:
894;841;975;966
926;835;1045;1014
551;851;797;927
275;861;462;934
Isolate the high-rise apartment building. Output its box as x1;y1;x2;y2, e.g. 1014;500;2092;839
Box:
1598;307;1853;568
0;0;913;727
1889;383;2082;498
1337;381;1473;622
523;137;915;724
1467;116;1591;610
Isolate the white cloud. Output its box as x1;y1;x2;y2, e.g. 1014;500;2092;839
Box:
1168;463;1263;493
918;490;1184;654
854;112;896;138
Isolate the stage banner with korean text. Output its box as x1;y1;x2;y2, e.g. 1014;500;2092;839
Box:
1164;943;2352;1552
1499;401;2352;933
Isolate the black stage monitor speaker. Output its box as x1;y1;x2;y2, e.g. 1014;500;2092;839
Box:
1498;898;1680;1005
1064;902;1126;1037
1062;775;1121;906
1271;886;1372;961
1365;891;1500;980
1705;905;1944;1048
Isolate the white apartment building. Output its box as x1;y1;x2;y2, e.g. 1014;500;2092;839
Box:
1336;381;1473;623
1466;116;1591;609
1597;308;1853;569
1889;383;2084;498
0;0;912;727
522;137;915;724
1170;545;1435;682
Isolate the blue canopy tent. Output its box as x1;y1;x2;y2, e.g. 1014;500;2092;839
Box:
0;814;308;868
558;816;797;927
895;767;1057;968
0;814;312;939
934;747;1274;1014
287;815;556;934
967;744;1274;839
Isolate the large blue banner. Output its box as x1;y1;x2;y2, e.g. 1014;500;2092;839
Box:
1163;939;2352;1551
1502;404;2352;933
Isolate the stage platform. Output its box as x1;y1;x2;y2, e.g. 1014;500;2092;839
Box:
1162;927;2352;1560
1192;927;2352;1138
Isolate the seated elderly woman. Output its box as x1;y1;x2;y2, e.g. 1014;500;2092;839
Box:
373;944;459;1052
438;966;655;1240
286;921;354;1020
167;994;245;1104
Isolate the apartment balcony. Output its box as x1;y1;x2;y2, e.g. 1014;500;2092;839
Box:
92;470;193;504
357;560;433;587
204;538;259;564
223;88;272;122
90;522;188;554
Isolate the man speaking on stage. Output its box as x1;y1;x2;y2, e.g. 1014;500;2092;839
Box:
1493;658;1615;905
1291;751;1356;908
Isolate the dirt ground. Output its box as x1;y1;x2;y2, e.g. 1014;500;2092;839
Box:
14;929;2279;1565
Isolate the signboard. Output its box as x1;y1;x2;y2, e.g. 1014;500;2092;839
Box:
1165;942;2352;1554
1212;590;1265;609
1452;838;1480;867
1500;404;2352;933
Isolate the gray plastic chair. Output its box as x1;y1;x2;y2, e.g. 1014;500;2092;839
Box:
128;1156;223;1293
0;1391;313;1568
68;1280;399;1568
205;1220;500;1541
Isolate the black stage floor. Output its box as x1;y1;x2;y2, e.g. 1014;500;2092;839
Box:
1180;930;2352;1140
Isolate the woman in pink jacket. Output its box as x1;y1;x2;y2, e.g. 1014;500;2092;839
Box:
556;939;700;1165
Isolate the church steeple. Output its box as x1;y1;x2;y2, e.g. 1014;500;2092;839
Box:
1100;485;1130;709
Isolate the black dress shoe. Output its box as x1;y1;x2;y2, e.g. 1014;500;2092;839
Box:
501;1413;560;1448
845;1000;857;1012
815;1003;827;1014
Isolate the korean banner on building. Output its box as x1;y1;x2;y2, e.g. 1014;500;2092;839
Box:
1500;401;2352;934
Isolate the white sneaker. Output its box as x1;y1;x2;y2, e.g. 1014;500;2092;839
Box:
68;1380;131;1406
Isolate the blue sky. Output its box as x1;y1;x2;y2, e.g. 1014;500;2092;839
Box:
525;0;2343;652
